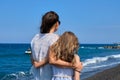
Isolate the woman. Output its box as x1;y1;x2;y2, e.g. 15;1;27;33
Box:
30;11;60;80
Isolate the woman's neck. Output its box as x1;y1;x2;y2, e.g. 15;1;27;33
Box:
49;25;56;33
49;28;55;33
49;23;58;33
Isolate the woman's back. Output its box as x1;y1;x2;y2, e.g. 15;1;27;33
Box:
31;33;59;80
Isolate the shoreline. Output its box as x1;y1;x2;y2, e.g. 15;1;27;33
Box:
83;64;120;80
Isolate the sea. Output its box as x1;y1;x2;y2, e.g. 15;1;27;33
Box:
0;43;120;80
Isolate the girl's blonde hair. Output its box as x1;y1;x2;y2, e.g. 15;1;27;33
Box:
50;31;79;63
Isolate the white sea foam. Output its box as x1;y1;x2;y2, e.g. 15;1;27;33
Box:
111;54;120;58
1;71;32;80
97;47;104;49
83;54;120;66
18;71;25;76
80;46;84;49
80;46;105;49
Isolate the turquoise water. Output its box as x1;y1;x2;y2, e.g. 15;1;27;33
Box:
0;44;120;80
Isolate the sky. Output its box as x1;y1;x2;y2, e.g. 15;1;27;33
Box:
0;0;120;44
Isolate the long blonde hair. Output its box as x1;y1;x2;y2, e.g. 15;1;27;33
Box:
50;31;79;63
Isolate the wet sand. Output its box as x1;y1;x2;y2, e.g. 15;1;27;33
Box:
83;64;120;80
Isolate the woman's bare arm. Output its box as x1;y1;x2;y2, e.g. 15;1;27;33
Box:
49;49;82;69
32;58;48;68
30;53;48;68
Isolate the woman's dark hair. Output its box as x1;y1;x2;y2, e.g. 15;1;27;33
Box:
40;11;60;33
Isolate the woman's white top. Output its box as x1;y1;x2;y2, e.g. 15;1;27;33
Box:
30;33;59;80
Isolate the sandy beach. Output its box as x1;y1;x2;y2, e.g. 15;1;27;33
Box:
83;64;120;80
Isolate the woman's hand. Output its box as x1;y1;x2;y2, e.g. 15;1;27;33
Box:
33;61;40;68
30;56;39;68
73;62;83;72
32;58;48;68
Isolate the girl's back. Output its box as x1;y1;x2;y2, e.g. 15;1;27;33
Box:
52;65;74;80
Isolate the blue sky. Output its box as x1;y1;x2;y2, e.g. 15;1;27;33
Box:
0;0;120;44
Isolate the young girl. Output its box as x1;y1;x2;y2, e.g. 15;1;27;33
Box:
31;11;82;80
49;31;81;80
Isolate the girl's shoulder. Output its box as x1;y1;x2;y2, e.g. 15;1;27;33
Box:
74;54;80;61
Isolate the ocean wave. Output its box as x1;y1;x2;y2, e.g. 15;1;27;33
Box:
80;46;96;49
83;54;120;66
89;62;120;69
1;71;33;80
82;61;120;73
80;46;104;49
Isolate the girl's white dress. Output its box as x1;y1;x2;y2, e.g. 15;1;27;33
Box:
30;33;59;80
52;65;74;80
